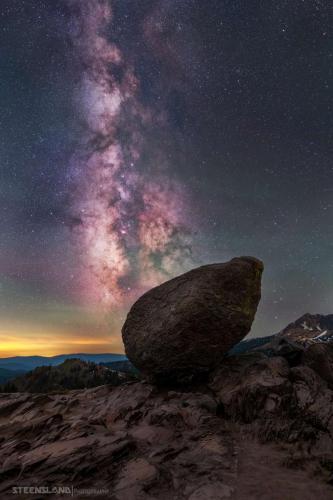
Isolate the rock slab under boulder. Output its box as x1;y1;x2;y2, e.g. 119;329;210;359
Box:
122;256;263;383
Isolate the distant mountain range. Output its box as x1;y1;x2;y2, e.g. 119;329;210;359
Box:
0;358;134;393
0;353;127;376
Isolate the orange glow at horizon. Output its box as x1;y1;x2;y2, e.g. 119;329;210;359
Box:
0;325;125;357
0;286;128;357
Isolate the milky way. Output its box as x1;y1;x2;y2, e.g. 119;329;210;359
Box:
67;0;193;308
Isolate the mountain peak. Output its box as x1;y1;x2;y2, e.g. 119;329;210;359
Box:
278;313;333;344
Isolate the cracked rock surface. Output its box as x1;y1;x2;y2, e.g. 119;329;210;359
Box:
1;345;333;499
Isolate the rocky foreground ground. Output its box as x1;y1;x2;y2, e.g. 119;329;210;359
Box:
1;345;333;499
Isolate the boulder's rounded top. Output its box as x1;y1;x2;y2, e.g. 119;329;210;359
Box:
230;256;264;271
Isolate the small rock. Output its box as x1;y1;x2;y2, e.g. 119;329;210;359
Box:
302;343;333;389
188;482;234;499
115;458;157;491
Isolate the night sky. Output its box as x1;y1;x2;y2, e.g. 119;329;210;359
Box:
1;0;332;356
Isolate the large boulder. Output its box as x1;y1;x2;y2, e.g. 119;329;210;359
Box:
122;256;263;383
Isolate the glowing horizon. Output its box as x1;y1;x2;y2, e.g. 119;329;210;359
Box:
0;327;125;358
0;293;126;357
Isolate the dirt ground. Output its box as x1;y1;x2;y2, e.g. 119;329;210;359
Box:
233;435;332;500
